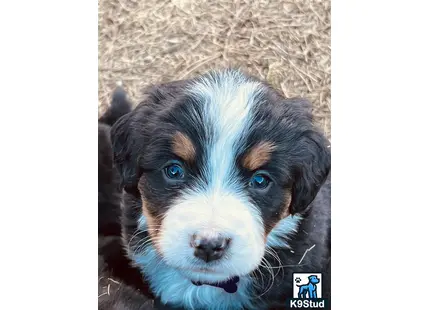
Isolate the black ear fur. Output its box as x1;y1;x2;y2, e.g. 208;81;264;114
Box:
110;113;141;196
277;98;331;215
289;128;331;214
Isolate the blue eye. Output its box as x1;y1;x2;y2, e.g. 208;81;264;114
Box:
250;173;271;189
164;163;185;179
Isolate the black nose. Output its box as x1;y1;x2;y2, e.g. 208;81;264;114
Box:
191;235;230;263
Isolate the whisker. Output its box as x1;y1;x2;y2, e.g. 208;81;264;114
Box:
264;246;284;279
253;256;275;298
298;244;315;265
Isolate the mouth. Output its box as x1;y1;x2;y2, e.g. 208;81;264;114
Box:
178;265;228;277
165;256;228;275
169;263;238;283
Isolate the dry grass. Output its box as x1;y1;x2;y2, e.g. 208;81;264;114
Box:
98;0;331;139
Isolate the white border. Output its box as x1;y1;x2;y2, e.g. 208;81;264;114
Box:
0;1;429;309
333;0;430;309
0;1;97;309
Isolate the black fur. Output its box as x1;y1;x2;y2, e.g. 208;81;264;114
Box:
98;89;154;309
99;87;134;126
256;178;331;309
98;86;133;236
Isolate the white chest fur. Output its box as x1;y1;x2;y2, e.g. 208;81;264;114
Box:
133;247;256;310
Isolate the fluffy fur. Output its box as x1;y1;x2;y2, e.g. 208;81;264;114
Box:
98;88;155;309
103;69;331;310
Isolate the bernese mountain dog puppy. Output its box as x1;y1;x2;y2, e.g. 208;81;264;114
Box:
101;69;331;310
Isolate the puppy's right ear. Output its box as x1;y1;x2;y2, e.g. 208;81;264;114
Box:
110;113;141;196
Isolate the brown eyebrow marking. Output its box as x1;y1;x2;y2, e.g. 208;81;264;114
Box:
172;131;196;162
242;141;276;171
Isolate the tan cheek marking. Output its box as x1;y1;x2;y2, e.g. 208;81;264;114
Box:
172;132;196;163
242;141;276;171
264;190;292;242
281;192;292;218
141;198;163;254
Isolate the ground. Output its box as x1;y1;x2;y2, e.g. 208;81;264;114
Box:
98;0;331;140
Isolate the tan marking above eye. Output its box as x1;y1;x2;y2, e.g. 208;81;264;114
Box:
242;141;276;171
172;132;196;162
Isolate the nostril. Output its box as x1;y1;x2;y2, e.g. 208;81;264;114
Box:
214;237;231;251
190;233;199;248
223;237;231;249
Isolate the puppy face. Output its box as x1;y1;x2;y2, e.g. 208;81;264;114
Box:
111;70;330;283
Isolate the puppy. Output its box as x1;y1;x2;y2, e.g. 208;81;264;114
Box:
110;69;331;310
98;88;155;309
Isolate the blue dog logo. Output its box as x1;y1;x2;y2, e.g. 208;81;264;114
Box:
296;275;320;299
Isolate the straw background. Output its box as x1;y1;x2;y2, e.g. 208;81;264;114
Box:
98;0;331;139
